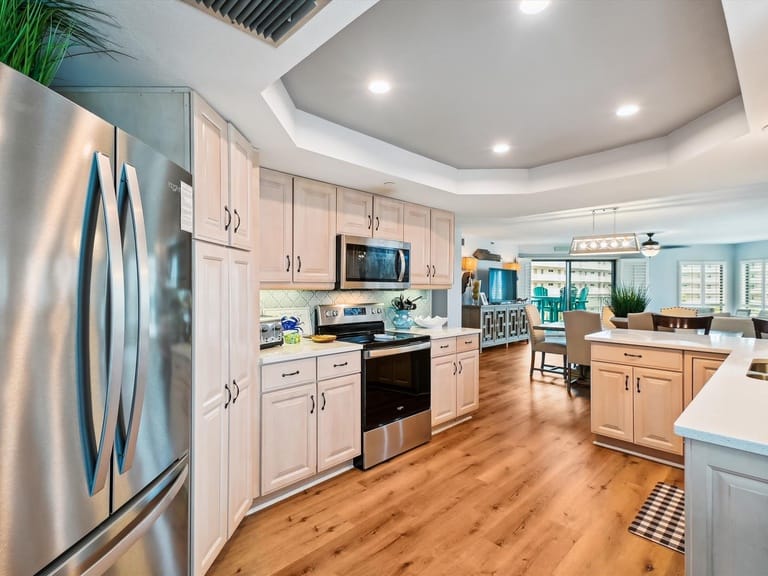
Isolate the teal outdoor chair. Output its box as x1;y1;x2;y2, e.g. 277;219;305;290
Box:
573;287;589;310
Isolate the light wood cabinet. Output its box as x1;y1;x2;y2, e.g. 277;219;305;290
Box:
686;438;768;576
591;344;684;456
337;187;404;240
260;170;336;287
227;124;255;251
404;203;455;288
193;242;257;575
431;335;480;428
261;353;361;495
684;351;727;407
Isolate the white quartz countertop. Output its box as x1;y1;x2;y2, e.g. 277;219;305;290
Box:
259;339;363;365
394;326;482;338
586;329;768;456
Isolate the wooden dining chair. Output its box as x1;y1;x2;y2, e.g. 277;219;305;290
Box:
601;306;616;329
660;306;697;317
753;317;768;339
524;304;567;381
652;314;713;334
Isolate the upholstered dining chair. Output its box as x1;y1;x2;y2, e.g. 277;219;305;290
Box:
601;306;616;329
627;312;654;330
660;306;698;317
753;317;768;339
563;311;602;395
524;304;567;381
652;314;713;334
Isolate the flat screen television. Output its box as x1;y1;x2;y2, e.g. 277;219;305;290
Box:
488;267;517;304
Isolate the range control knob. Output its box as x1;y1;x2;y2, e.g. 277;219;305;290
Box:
376;307;382;314
325;311;332;317
333;310;339;317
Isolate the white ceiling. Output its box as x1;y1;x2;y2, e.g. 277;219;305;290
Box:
53;0;768;253
282;0;740;169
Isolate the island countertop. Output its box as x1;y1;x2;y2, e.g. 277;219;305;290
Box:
586;329;768;457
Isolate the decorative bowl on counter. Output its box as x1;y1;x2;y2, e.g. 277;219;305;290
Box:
413;315;448;329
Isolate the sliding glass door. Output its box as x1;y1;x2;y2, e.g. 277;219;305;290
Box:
531;260;615;320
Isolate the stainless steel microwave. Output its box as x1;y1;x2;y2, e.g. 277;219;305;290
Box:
337;235;411;289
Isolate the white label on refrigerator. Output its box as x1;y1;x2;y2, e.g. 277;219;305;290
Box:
180;182;193;233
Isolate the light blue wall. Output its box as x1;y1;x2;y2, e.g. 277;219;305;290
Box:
734;240;768;260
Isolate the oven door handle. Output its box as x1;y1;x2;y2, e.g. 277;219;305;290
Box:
364;341;431;359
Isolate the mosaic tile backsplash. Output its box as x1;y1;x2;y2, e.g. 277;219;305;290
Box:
260;289;433;333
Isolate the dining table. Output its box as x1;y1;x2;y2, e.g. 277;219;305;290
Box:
530;296;561;322
532;321;565;332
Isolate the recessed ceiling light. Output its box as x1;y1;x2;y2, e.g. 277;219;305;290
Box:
368;80;391;94
519;0;551;15
616;104;640;117
492;142;511;155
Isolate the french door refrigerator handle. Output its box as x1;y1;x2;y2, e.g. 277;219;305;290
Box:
76;152;125;496
116;163;150;474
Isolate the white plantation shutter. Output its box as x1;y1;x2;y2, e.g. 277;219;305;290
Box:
679;261;726;311
619;259;647;289
741;260;768;311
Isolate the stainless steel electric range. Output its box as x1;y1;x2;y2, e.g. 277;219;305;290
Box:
316;303;432;469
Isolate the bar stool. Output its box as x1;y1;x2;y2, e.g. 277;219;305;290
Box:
651;314;713;334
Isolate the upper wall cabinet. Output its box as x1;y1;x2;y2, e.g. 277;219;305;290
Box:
404;204;454;288
260;169;337;288
337;187;403;241
192;97;255;251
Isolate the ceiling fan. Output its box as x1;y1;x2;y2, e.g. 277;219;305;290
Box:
639;232;689;257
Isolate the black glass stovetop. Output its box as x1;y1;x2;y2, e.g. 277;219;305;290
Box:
337;331;430;349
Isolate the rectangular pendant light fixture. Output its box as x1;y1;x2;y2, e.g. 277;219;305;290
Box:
569;233;640;256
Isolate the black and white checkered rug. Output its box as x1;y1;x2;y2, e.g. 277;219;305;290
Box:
628;482;685;554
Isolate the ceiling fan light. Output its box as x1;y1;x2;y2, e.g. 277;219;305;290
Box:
640;233;661;258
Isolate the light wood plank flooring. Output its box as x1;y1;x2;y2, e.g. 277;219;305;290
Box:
210;342;685;575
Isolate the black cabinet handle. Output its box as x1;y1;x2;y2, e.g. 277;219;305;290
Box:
232;379;240;404
286;255;291;272
624;353;642;358
333;361;348;368
375;216;380;231
234;209;241;233
321;392;326;411
282;370;300;377
453;362;457;375
367;214;372;230
440;344;449;349
432;265;436;277
224;205;231;231
310;394;315;414
426;265;431;277
464;340;473;344
224;383;231;409
458;361;463;374
636;377;641;394
297;255;302;273
624;375;629;391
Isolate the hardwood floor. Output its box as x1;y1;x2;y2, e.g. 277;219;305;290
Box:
210;342;685;576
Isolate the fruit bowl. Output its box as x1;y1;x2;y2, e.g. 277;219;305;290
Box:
413;315;448;329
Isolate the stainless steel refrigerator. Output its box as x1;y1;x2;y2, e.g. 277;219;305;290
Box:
0;63;191;575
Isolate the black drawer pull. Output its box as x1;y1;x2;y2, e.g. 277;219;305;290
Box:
333;361;348;368
282;370;300;377
624;353;642;358
464;340;473;344
440;344;450;349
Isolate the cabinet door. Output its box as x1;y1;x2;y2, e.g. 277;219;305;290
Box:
261;383;317;495
259;169;293;282
317;374;361;471
590;361;633;443
518;307;529;340
633;367;683;455
337;187;372;236
480;309;495;347
292;177;336;284
403;203;431;287
507;306;518;340
456;350;480;417
373;196;404;240
429;208;454;286
431;355;457;426
192;95;229;246
493;309;507;343
227;124;254;251
691;357;724;400
226;249;255;536
192;241;229;574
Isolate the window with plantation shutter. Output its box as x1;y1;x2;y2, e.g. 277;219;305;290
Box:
740;260;768;312
679;261;726;312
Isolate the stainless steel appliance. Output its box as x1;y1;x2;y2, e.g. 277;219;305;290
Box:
336;235;411;289
259;316;284;349
316;304;431;469
0;63;191;575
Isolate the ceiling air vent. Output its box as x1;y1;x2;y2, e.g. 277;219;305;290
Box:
187;0;328;46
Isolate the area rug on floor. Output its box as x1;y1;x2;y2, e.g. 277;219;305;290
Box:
628;482;685;554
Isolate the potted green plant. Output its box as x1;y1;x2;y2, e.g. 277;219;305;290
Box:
0;0;119;86
609;284;650;318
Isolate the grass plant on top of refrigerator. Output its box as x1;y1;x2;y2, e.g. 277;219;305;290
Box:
0;0;121;86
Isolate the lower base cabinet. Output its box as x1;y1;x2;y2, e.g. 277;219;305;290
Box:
261;352;361;495
686;438;768;576
431;334;480;427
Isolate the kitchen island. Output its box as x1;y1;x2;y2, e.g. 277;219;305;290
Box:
586;329;768;576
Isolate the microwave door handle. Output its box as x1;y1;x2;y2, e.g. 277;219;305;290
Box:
397;249;406;282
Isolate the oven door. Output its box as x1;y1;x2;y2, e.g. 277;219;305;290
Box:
362;341;431;431
337;235;410;289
